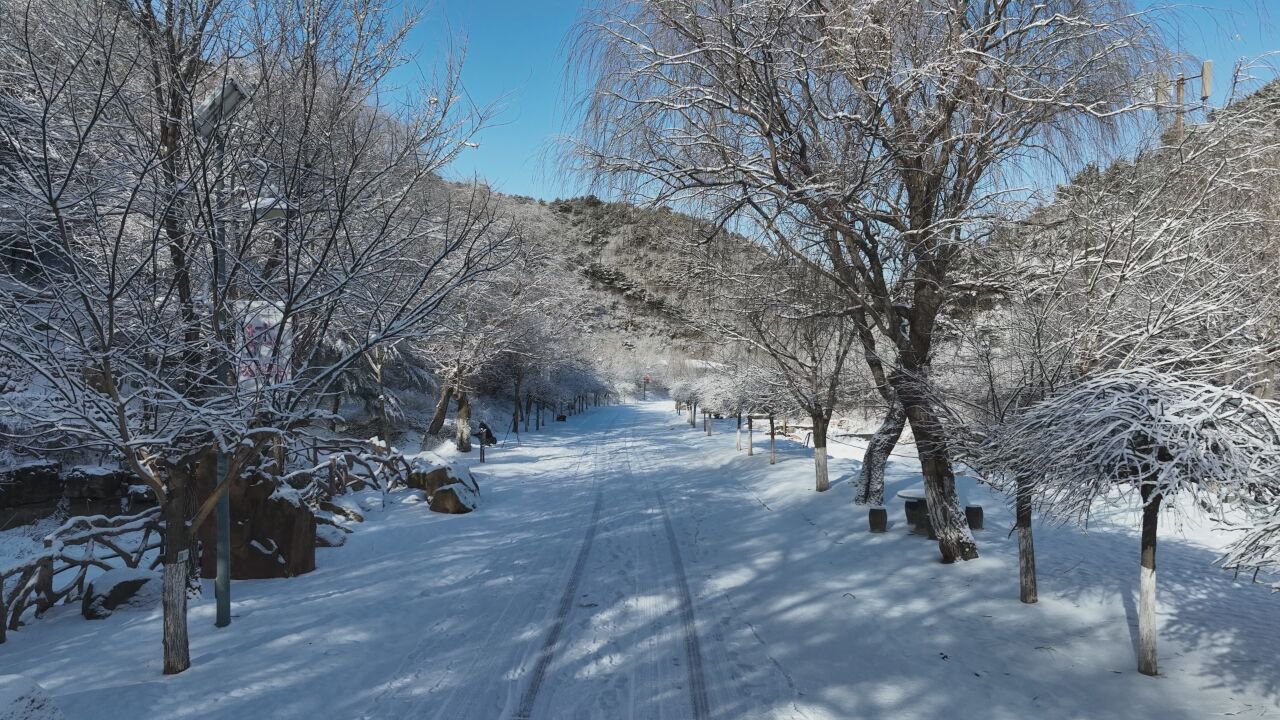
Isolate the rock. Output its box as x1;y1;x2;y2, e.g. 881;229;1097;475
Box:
60;466;126;500
315;523;348;548
81;568;160;620
319;499;364;524
408;459;481;514
406;466;453;495
429;484;479;514
399;489;428;504
429;470;481;514
197;477;316;580
0;461;61;509
0;675;65;720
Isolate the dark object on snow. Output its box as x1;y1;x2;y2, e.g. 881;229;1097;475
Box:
555;414;567;422
407;466;455;495
868;507;887;533
429;472;481;514
0;461;61;509
903;498;926;528
473;422;497;446
409;461;483;514
81;569;160;619
197;477;315;580
60;467;126;500
965;505;984;531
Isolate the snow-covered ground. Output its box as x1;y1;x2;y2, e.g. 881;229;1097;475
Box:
1;401;1276;719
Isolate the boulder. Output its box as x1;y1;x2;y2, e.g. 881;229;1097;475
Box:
0;461;61;508
407;466;454;495
60;466;126;500
0;675;65;720
429;483;479;514
408;458;481;514
198;478;315;580
81;568;160;620
315;522;348;548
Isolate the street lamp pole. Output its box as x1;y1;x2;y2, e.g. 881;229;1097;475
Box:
196;78;249;629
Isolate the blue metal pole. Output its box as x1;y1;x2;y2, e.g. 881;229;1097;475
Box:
213;130;232;628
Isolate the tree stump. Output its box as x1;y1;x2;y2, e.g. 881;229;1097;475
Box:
965;505;984;531
868;506;887;533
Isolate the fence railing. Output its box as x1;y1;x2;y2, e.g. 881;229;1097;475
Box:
0;506;162;641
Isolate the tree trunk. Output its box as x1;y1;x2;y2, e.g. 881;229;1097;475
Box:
747;416;754;456
812;413;830;492
427;383;454;436
704;410;710;435
896;378;978;562
1138;483;1162;676
161;490;190;675
1017;476;1037;604
511;375;523;434
689;401;696;427
455;391;472;452
855;403;906;506
736;414;742;450
524;394;533;433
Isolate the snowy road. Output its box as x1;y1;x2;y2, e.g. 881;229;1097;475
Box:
2;401;1278;719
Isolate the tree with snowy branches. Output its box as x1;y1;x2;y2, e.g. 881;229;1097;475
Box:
974;369;1280;676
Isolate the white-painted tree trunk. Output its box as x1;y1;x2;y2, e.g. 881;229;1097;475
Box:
747;417;753;456
1138;486;1162;676
814;449;829;492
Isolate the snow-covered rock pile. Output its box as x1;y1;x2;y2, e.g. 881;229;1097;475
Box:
80;568;160;620
407;455;481;514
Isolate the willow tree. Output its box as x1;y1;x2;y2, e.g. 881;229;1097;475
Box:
573;0;1164;562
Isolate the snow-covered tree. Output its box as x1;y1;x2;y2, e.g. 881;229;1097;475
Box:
0;0;509;674
572;0;1165;561
975;369;1280;676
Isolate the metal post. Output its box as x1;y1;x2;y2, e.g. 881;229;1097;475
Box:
213;131;232;629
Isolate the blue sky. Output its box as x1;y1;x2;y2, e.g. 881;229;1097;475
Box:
395;0;1277;201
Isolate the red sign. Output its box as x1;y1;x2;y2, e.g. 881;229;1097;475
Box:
643;374;651;383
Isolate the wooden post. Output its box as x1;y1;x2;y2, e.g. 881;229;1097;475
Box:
1017;477;1037;604
769;415;776;464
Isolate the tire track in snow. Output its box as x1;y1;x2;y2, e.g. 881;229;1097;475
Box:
512;487;605;720
655;483;712;720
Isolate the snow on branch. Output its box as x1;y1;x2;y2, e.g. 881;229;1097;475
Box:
976;369;1280;528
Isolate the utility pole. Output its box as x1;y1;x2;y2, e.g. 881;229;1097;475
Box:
1159;60;1212;142
195;78;249;629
